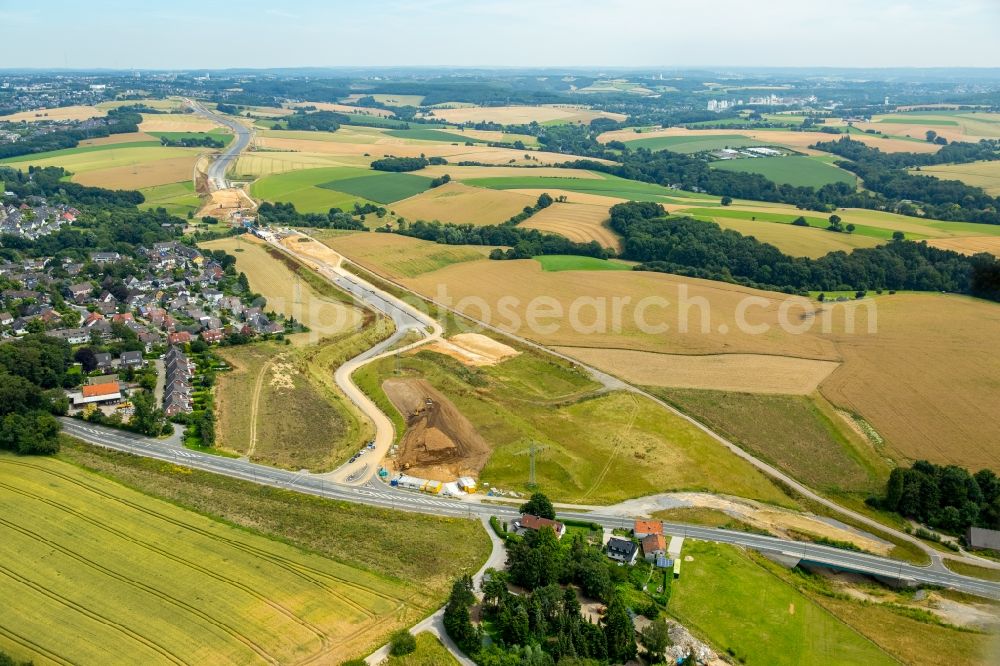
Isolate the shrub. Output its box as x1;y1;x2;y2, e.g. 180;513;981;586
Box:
389;629;416;656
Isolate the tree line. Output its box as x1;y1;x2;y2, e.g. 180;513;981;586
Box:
255;201;366;230
609;201;1000;300
0;108;142;160
871;461;1000;535
0;335;73;455
813;137;1000;224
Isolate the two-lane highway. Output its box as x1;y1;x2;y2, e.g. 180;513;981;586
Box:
60;419;1000;600
185;99;253;191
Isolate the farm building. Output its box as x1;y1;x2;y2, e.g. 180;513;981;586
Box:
634;519;663;538
70;381;123;407
606;537;638;564
512;514;566;540
966;527;1000;551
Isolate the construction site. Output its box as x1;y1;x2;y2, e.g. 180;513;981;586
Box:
382;378;491;482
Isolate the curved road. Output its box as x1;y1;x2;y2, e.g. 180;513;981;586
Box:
119;100;1000;597
342;264;1000;575
264;231;442;484
59;419;1000;599
185;99;253;191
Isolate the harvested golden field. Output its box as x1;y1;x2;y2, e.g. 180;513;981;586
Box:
820;293;1000;470
73;155;199;189
1;104;106;122
287;101;396;117
683;211;883;257
864;112;1000;143
597;126;941;154
138;113;221;132
199;235;363;337
78;131;158;146
255;133;575;165
396;252;840;360
521;200;621;251
557;348;839;394
925;236;1000;257
426;104;626;125
457;128;539;146
318;230;491;279
916;160;1000;196
342;239;1000;471
391;181;539;225
233;151;369;177
337;234;1000;471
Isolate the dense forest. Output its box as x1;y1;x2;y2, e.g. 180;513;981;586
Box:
813;137;1000;223
609;201;1000;299
0;335;73;455
395;219;609;260
255;201;368;229
871;461;1000;535
282;110;343;132
0;108;142;159
159;135;225;148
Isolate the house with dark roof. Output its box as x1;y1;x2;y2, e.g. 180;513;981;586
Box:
93;352;113;372
606;537;638;565
120;350;144;369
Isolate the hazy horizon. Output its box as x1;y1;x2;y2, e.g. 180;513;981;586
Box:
1;0;997;70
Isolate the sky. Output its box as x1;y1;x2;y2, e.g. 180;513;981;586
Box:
0;0;998;70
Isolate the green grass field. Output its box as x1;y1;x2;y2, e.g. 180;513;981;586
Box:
623;134;767;153
679;207;906;241
319;171;432;204
653;388;889;494
385;128;481;143
710;156;857;188
138;180;201;217
0;139;162;164
669;541;897;666
0;453;442;665
356;349;793;506
878;116;959;126
250;167;374;212
464;172;711;204
534;255;633;272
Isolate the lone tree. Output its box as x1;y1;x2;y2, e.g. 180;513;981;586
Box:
892;230;906;241
639;619;672;662
521;492;556;519
388;629;416;656
720;196;733;206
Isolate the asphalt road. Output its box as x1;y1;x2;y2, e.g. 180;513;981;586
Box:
266;232;442;483
185;99;253;190
60;418;1000;600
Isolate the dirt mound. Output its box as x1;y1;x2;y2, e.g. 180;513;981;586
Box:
425;333;519;367
383;378;490;480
